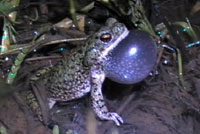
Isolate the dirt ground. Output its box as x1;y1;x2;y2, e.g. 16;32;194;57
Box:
0;0;200;134
1;58;200;134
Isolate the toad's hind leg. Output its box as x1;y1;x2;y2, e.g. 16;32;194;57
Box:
90;67;123;126
26;82;52;125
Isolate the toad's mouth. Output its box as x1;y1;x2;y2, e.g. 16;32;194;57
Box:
102;28;129;57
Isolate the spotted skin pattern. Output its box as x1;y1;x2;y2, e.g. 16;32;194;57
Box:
39;18;129;126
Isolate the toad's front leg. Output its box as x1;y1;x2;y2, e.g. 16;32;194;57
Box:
90;67;123;126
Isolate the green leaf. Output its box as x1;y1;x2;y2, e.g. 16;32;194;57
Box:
173;18;198;41
0;1;13;16
52;125;59;134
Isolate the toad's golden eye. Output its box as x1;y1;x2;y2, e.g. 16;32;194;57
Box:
100;33;112;43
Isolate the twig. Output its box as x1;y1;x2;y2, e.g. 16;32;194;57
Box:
25;55;62;62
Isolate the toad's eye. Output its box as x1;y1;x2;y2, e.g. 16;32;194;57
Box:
100;33;112;43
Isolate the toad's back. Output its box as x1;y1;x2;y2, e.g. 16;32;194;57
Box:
44;46;91;101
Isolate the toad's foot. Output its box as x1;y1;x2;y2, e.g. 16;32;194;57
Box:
100;112;124;126
91;69;124;126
